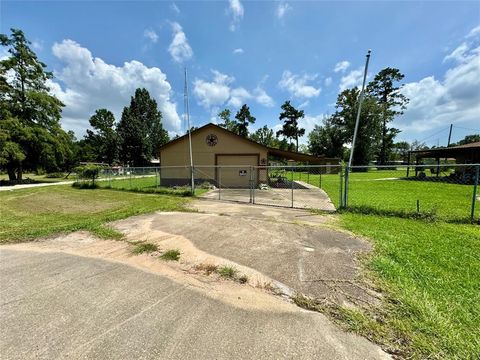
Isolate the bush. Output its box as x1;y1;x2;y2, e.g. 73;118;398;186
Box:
72;181;99;189
45;172;64;178
75;165;102;186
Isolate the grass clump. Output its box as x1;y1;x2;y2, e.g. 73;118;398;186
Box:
218;265;237;279
160;249;181;261
131;242;158;254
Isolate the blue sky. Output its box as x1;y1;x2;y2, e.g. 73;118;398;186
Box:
2;0;479;147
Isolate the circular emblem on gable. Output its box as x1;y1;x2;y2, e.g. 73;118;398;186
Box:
206;134;218;147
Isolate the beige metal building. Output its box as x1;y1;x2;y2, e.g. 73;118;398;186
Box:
159;123;338;188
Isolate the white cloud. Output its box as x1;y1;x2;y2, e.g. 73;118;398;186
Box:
339;68;363;91
443;42;470;63
334;60;350;73
143;29;158;43
396;30;480;139
228;0;244;31
170;2;180;14
254;87;274;107
49;39;181;135
32;40;44;51
324;77;332;86
233;48;244;55
228;87;252;107
193;70;274;109
276;2;292;19
168;22;193;63
278;70;321;98
466;24;480;38
193;70;234;108
298;100;309;108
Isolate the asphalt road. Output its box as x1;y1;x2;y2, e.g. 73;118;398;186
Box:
0;249;389;360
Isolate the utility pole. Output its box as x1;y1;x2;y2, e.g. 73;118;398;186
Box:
343;49;372;207
184;68;194;194
447;124;453;147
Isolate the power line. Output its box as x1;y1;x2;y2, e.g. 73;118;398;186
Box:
417;126;451;143
452;125;480;133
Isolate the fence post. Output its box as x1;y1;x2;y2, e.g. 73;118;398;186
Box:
319;171;322;189
471;165;479;222
249;166;253;203
339;167;344;208
218;167;221;200
191;166;195;195
129;169;132;189
343;166;350;208
291;167;294;208
252;166;256;204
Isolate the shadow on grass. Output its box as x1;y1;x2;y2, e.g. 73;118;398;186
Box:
337;205;476;224
72;182;195;197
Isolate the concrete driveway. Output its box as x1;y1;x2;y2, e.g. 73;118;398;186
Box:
201;181;336;210
0;199;388;359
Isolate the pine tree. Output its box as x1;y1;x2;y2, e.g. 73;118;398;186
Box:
117;88;168;166
277;101;305;152
234;104;256;137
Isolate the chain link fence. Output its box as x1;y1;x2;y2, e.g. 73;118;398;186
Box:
73;163;479;222
342;163;479;222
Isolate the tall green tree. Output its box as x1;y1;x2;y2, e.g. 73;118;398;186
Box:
217;109;238;133
392;141;411;162
308;116;346;159
117;88;168;166
250;125;276;147
85;109;118;165
367;68;408;164
0;28;71;181
234;104;256;137
330;88;382;167
277;101;305;152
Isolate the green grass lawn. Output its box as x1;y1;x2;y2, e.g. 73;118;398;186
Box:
0;185;188;243
338;214;480;359
0;172;70;184
292;169;477;222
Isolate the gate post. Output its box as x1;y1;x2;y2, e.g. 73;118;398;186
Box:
291;167;294;208
218;166;221;200
249;166;253;203
471;165;479;222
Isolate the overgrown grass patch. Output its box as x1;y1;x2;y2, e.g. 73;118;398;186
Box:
160;249;181;261
335;213;480;358
131;242;158;254
0;185;188;243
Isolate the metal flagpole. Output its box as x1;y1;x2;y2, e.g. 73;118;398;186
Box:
184;68;194;194
344;49;372;207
